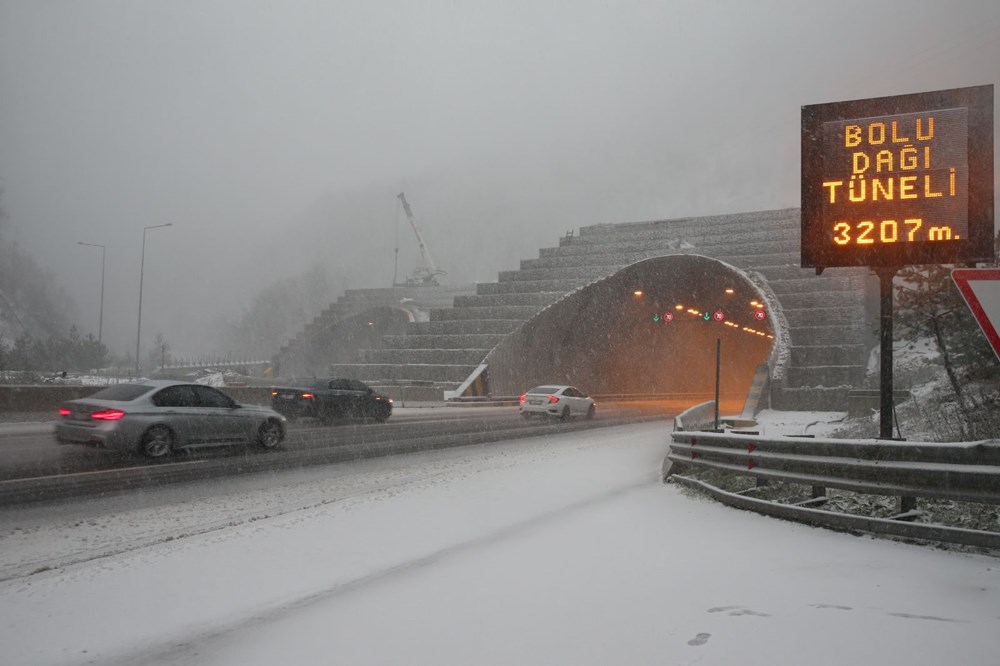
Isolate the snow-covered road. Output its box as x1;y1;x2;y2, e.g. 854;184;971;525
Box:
1;420;996;665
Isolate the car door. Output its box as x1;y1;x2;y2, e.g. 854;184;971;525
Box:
346;379;373;417
327;379;354;417
193;385;247;443
563;387;584;415
150;385;199;445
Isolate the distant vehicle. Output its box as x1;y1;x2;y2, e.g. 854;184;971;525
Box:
270;378;393;424
55;380;287;458
519;385;596;420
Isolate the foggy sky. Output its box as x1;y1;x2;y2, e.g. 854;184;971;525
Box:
1;0;998;358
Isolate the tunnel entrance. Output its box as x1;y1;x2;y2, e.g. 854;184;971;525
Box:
485;255;777;414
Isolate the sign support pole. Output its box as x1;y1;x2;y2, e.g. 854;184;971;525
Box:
714;337;721;431
875;266;901;440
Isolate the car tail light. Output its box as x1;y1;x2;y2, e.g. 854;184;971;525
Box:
301;393;314;400
91;409;126;421
58;408;71;417
548;395;559;404
519;394;526;404
271;390;278;396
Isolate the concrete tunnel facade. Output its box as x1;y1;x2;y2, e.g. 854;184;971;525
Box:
484;255;782;412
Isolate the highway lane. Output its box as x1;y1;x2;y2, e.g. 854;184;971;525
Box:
0;407;517;480
0;402;678;503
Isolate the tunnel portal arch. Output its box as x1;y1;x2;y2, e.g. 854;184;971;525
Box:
485;255;787;412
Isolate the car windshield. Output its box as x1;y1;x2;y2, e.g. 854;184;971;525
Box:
1;3;998;664
87;384;155;402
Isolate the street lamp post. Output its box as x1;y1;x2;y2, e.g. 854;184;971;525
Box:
77;241;106;344
136;223;172;374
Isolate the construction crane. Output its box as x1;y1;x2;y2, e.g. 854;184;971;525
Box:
395;192;447;286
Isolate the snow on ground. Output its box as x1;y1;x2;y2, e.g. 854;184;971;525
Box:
0;421;997;666
750;408;848;438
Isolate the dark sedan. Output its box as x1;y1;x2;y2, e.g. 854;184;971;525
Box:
56;380;287;458
270;377;392;424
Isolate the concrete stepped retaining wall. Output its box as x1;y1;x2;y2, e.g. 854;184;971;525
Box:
277;208;875;410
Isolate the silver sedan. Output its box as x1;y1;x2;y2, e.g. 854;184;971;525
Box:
55;380;287;458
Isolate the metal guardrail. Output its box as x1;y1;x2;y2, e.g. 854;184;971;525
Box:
664;430;1000;549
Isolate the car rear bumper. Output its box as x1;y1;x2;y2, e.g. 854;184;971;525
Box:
270;401;318;419
55;421;135;451
519;404;562;416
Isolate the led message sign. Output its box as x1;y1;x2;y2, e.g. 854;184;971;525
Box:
801;85;993;269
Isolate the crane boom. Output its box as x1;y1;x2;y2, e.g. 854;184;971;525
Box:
397;192;447;286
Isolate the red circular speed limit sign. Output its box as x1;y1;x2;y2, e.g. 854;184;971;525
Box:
712;310;725;322
663;312;674;323
753;309;766;321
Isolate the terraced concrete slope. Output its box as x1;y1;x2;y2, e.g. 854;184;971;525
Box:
303;209;876;409
273;284;475;379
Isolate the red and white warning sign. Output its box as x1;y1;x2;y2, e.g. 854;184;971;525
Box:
952;269;1000;360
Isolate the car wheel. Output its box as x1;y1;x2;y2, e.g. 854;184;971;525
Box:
375;408;391;423
140;425;174;458
559;406;570;421
257;419;283;449
587;404;596;420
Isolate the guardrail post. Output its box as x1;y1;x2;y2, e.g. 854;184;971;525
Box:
898;495;918;520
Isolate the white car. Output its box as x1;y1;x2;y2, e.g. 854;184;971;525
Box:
519;385;596;420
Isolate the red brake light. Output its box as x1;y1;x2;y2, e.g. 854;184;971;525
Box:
58;408;71;417
548;395;559;404
91;409;126;421
519;394;526;404
301;393;314;400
